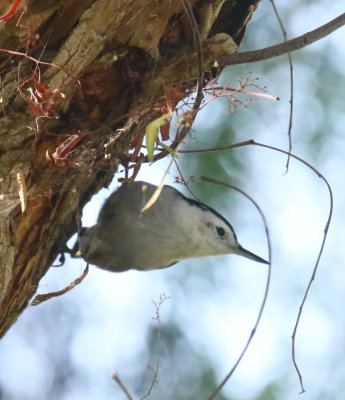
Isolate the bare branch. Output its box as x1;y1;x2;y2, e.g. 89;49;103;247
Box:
219;12;345;66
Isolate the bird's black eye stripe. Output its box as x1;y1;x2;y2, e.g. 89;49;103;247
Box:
216;227;225;237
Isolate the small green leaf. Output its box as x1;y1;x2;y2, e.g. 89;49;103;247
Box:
145;113;171;161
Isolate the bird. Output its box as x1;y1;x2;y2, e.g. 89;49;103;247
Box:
73;181;268;272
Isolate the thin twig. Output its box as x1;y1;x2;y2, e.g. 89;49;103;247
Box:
180;140;333;393
203;86;279;101
152;0;205;163
178;140;251;153
173;158;200;201
140;156;174;212
140;294;170;400
219;12;345;66
0;48;79;80
181;0;204;108
200;177;272;400
30;264;89;306
269;0;294;171
253;142;333;393
111;372;134;400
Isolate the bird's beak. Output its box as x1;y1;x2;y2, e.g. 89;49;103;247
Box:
236;245;269;264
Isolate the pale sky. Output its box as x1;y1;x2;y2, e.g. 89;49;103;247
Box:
1;2;344;399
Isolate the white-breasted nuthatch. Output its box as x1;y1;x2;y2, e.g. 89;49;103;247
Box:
73;181;268;271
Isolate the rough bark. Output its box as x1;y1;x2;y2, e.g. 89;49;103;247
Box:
0;0;259;337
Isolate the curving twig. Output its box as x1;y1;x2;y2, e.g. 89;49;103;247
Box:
200;176;272;400
30;264;89;306
180;139;333;393
269;0;294;171
180;0;204;109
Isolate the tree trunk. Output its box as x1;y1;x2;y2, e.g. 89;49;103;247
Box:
0;0;259;337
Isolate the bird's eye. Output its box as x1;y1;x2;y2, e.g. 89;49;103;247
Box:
216;227;225;237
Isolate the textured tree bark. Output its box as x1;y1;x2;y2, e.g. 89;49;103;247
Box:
0;0;259;337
